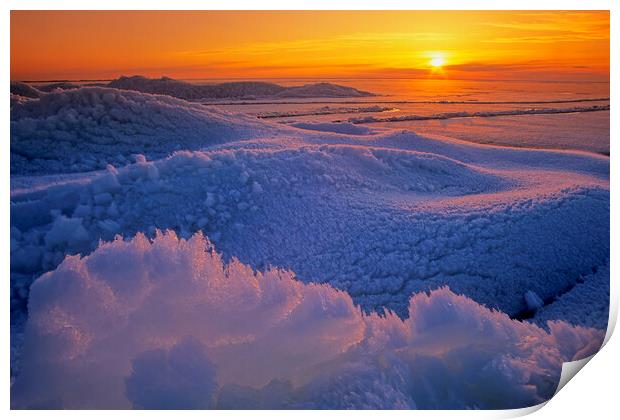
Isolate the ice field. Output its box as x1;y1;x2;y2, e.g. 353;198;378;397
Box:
10;79;610;409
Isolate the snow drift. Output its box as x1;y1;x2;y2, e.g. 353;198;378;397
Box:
11;232;604;409
10;87;273;174
107;76;374;100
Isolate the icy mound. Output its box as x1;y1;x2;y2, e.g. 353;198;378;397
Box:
11;232;604;409
10;82;43;99
10;87;273;174
10;145;505;274
107;75;373;100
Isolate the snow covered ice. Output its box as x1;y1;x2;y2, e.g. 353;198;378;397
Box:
10;84;610;409
10;233;605;409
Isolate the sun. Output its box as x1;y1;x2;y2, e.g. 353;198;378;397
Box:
430;56;445;68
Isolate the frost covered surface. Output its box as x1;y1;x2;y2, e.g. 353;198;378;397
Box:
10;87;274;174
11;233;604;409
107;75;374;100
10;84;609;409
10;124;609;319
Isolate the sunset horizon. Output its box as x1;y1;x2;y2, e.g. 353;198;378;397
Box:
11;10;609;82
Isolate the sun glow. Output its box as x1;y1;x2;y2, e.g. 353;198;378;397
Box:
429;55;445;68
10;11;610;81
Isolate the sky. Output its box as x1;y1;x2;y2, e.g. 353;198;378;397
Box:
10;10;609;81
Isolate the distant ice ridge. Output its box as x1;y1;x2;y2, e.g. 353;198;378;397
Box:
10;87;274;175
11;232;604;409
107;75;375;100
344;104;610;124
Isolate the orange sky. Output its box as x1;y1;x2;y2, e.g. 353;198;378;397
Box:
10;10;609;81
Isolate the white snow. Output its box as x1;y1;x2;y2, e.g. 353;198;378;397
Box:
11;233;604;409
